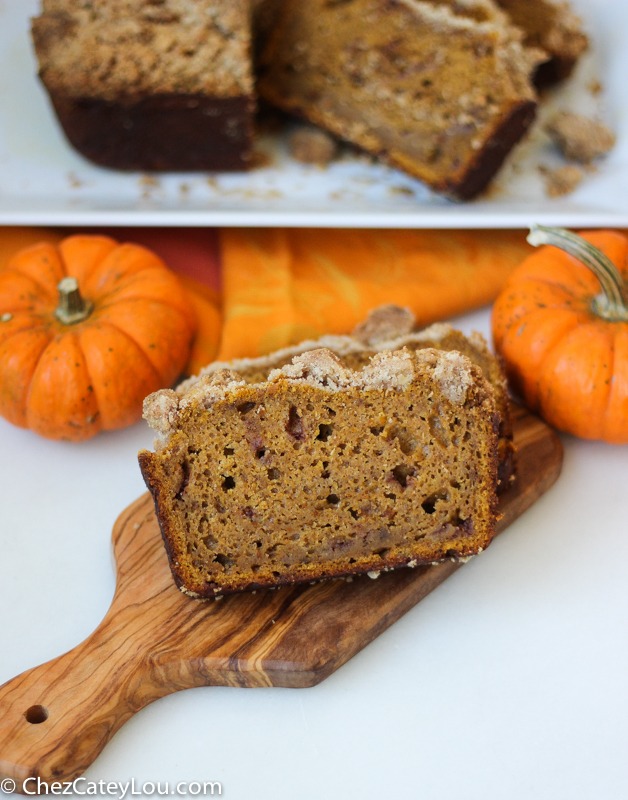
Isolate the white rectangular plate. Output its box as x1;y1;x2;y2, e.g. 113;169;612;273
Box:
1;0;627;228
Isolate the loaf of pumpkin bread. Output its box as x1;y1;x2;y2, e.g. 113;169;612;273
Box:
139;345;499;598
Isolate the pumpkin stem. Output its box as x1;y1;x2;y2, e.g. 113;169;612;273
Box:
527;225;628;323
55;277;93;325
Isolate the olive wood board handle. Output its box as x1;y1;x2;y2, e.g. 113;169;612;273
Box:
0;403;562;793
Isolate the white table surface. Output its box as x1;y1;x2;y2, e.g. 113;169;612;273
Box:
1;306;627;800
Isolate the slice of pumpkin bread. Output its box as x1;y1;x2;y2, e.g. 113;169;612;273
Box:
179;306;515;492
257;0;542;199
139;347;499;598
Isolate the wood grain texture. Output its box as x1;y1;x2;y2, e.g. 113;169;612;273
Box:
0;403;562;793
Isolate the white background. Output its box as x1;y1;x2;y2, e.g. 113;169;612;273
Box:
1;306;627;800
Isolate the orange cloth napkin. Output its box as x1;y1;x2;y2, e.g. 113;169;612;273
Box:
0;225;533;376
217;228;532;361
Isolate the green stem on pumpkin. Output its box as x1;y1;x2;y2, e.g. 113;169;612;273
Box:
55;277;93;325
527;224;628;323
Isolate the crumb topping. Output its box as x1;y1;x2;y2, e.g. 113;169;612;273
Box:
468;330;489;351
269;347;418;391
353;304;416;345
32;0;254;100
546;112;616;164
290;125;338;166
542;164;584;198
360;349;416;390
179;370;245;411
270;348;354;389
143;389;180;436
432;351;474;404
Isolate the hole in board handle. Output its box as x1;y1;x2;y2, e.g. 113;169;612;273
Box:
25;705;49;724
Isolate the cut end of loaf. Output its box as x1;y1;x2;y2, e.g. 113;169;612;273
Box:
140;346;500;598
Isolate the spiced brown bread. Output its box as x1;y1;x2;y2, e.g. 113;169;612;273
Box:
139;346;500;598
31;0;256;171
179;306;515;493
257;0;542;200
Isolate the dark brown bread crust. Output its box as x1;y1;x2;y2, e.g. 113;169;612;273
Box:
45;92;256;171
139;448;186;583
435;100;536;200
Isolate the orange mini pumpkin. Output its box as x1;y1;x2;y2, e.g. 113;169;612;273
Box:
0;235;196;441
492;226;628;444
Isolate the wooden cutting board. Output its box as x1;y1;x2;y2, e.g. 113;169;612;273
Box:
0;404;562;793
